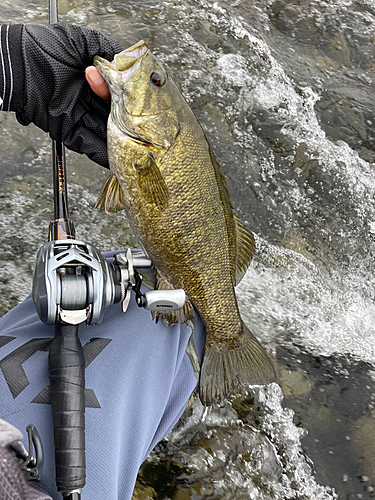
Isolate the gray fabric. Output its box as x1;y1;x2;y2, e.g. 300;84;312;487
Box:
0;419;51;500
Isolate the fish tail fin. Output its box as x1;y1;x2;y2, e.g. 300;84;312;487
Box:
199;323;275;406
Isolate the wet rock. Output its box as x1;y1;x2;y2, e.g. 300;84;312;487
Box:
269;0;318;40
314;91;368;155
295;17;318;40
58;0;86;15
329;34;351;67
171;488;191;500
293;141;308;168
274;10;295;35
278;350;375;499
351;414;375;487
277;365;313;399
283;4;302;23
131;482;157;500
316;55;341;71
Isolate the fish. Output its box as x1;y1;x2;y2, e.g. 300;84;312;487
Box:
94;40;275;405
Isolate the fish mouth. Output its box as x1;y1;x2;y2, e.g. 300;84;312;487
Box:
114;40;148;72
93;40;148;85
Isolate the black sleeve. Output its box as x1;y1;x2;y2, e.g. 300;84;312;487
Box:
0;24;24;112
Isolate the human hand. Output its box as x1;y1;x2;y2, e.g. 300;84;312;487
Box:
85;66;111;101
13;24;123;168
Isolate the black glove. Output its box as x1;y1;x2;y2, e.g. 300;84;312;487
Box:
5;24;123;168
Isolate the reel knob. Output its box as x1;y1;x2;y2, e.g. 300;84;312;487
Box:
138;289;186;311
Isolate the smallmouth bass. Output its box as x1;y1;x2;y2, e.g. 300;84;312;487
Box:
94;41;275;405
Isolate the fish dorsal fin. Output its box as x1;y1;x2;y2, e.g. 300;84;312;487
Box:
207;141;255;285
133;152;169;209
95;174;126;214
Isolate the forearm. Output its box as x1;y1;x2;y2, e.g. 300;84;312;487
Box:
0;25;24;113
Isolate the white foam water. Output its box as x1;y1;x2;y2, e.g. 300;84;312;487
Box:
162;383;338;499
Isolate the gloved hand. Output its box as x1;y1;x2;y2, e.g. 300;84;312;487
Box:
6;24;123;168
0;419;51;500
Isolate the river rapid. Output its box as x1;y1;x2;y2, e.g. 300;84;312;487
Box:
0;0;375;499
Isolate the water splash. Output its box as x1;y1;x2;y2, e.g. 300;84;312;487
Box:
147;383;337;499
237;236;375;364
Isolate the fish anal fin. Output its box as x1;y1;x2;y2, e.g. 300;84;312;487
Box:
133;153;169;210
233;214;255;285
199;323;275;406
95;174;126;214
151;270;194;326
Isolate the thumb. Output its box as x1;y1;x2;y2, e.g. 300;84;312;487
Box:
85;66;110;101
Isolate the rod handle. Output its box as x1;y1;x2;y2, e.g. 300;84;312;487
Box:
49;323;86;493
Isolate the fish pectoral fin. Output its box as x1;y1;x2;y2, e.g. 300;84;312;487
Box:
95;174;126;214
151;270;195;326
133;153;169;210
233;213;256;285
138;271;155;290
199;323;276;406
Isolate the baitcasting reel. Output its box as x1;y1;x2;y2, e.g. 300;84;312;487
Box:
32;240;185;326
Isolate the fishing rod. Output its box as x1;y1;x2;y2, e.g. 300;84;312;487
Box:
30;2;185;497
48;0;75;242
45;2;84;498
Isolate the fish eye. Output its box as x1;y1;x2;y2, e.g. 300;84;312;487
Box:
150;72;165;87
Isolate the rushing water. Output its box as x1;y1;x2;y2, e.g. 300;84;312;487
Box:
1;0;375;498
